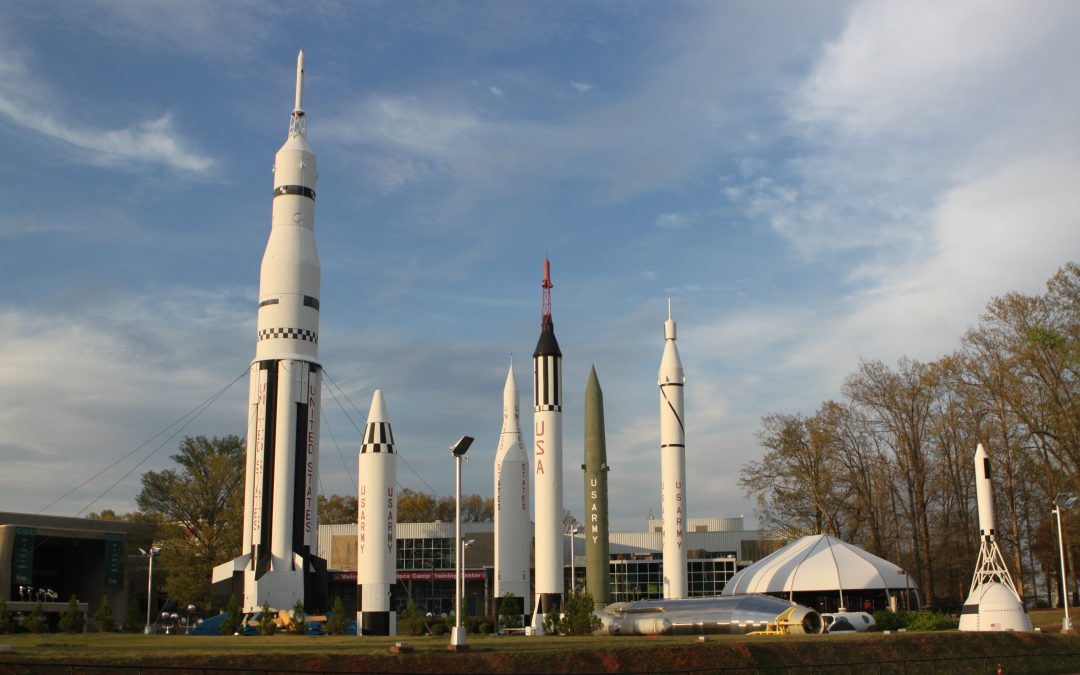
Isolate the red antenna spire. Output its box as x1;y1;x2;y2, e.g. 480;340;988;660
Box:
541;257;553;321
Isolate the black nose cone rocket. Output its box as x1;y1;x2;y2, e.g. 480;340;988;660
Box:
583;365;610;608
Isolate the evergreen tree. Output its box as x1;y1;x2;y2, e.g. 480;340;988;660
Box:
25;601;48;633
558;590;601;635
58;595;85;633
497;593;522;630
220;594;241;635
124;594;143;632
324;597;350;635
287;599;306;634
0;599;11;634
258;602;276;635
93;595;115;633
398;600;422;636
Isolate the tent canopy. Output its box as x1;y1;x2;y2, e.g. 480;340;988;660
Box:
722;534;915;596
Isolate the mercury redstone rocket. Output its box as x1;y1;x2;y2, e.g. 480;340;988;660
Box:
958;444;1032;631
212;50;327;613
583;365;610;609
532;258;564;631
659;299;687;599
494;362;531;620
357;390;398;636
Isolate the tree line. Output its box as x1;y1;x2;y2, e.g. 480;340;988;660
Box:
739;262;1079;610
91;437;493;613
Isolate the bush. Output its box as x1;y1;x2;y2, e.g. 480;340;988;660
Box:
287;600;306;635
498;593;522;630
906;611;957;631
558;591;601;636
220;595;241;635
124;595;143;633
429;622;448;636
325;597;350;636
397;601;423;636
872;609;908;631
258;602;276;635
25;602;48;634
0;599;11;634
58;595;85;633
93;595;115;633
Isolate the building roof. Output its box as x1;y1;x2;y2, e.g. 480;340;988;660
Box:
721;534;916;595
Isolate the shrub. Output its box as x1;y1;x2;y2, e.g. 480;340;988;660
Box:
58;596;85;633
93;595;115;633
258;602;276;635
871;609;908;631
287;600;306;635
0;599;11;634
220;595;241;635
429;622;448;636
124;595;143;633
498;593;522;630
558;591;601;635
397;601;423;636
325;597;350;635
25;602;48;634
906;611;957;631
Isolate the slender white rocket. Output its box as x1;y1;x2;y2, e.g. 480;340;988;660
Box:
357;389;398;636
215;49;325;613
532;258;564;630
494;362;531;613
659;299;686;599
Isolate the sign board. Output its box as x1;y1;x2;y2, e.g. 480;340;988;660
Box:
105;533;125;586
12;527;36;585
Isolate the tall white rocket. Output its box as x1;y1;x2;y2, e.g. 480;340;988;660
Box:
659;299;687;599
494;362;530;615
357;389;398;636
958;443;1032;631
532;258;564;629
213;50;326;613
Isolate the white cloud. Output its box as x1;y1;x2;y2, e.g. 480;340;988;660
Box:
655;212;692;229
489;85;505;99
570;81;594;93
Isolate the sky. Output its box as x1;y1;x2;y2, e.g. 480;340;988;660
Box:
1;1;1078;533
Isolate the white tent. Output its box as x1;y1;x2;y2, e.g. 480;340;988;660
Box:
722;534;916;603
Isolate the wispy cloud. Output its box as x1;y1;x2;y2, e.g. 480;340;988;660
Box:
570;81;594;93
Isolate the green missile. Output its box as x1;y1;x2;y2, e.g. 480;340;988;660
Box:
582;365;610;608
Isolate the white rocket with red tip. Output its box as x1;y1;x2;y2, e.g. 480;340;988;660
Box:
213;50;326;613
357;389;398;636
532;258;564;631
659;299;687;599
494;362;531;618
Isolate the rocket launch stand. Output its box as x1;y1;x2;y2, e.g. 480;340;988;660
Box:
958;537;1032;631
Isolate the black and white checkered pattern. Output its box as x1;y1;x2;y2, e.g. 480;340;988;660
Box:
258;327;318;344
361;421;396;454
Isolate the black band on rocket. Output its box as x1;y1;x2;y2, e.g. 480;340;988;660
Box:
274;185;316;200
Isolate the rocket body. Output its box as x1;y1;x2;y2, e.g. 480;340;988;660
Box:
975;443;995;540
494;364;531;614
532;259;564;629
357;390;398;636
215;50;327;613
659;300;687;599
583;366;610;608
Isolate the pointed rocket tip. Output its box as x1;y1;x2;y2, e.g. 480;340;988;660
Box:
668;297;672;320
367;389;389;422
976;443;987;455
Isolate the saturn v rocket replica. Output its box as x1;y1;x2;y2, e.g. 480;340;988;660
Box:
213;50;327;612
958;444;1032;631
494;363;531;619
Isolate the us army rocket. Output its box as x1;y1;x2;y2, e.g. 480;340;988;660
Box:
212;50;327;613
659;299;686;599
494;363;531;618
532;258;564;630
357;390;398;636
958;443;1032;631
583;365;610;608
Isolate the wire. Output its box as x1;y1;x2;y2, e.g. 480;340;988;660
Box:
320;406;357;493
70;370;248;517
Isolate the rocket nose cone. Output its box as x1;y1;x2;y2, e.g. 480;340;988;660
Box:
585;365;601;394
504;363;518;393
367;389;390;423
975;443;987;459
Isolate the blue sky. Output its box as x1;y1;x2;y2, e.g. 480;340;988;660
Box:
1;1;1078;532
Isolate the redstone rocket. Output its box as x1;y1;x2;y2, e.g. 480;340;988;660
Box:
213;50;327;613
659;299;686;599
532;258;564;630
494;363;530;618
357;390;398;636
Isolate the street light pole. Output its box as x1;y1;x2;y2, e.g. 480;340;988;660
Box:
140;546;161;635
567;525;582;595
1054;493;1077;632
449;435;474;652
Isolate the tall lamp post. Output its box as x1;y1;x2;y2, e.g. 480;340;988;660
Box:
567;524;583;594
1054;492;1077;632
461;539;475;617
139;546;162;635
449;435;474;651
